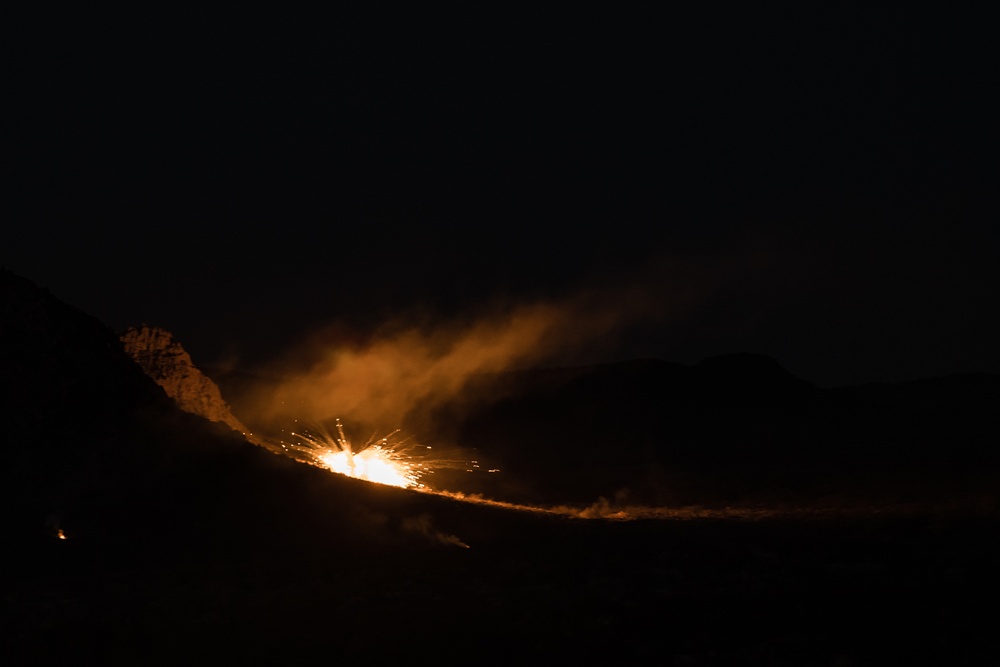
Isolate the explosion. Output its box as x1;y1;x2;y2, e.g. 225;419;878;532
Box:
288;419;427;488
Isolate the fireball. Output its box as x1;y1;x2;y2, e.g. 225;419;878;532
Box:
290;419;425;488
316;446;417;488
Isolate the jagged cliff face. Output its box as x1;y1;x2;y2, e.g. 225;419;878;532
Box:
121;326;251;437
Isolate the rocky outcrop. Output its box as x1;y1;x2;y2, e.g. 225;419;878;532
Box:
120;325;251;437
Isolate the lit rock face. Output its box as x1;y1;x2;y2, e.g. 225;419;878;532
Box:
121;325;250;436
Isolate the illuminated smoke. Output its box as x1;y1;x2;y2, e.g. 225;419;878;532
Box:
242;270;719;503
249;288;676;432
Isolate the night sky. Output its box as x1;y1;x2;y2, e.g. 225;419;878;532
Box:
5;6;998;386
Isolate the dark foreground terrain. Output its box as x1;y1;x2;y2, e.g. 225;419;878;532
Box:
4;508;998;665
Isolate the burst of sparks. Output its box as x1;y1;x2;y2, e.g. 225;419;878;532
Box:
289;419;426;488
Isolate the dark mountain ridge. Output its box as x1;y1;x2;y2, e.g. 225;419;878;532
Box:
416;353;1000;507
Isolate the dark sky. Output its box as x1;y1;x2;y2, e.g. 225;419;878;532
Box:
4;6;999;386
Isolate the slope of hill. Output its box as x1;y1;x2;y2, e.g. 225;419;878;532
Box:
4;268;999;664
120;325;251;437
415;355;1000;508
0;269;486;551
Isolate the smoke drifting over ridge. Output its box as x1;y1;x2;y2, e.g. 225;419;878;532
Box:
247;283;688;434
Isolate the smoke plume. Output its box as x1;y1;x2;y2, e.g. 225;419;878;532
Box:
247;282;687;435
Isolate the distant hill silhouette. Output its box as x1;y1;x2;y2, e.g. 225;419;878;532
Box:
409;354;1000;508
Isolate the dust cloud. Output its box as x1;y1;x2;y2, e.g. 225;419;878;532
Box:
245;276;700;434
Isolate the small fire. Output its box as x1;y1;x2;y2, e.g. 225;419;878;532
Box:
290;419;425;488
316;446;416;488
57;529;67;540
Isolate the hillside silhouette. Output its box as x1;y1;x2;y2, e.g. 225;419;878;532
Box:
3;268;999;664
0;269;508;553
435;355;1000;508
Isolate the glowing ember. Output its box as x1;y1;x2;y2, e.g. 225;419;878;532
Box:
291;419;424;488
56;529;67;540
316;446;416;488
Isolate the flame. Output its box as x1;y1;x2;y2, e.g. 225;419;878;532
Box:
290;419;425;488
57;529;67;540
316;446;417;488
